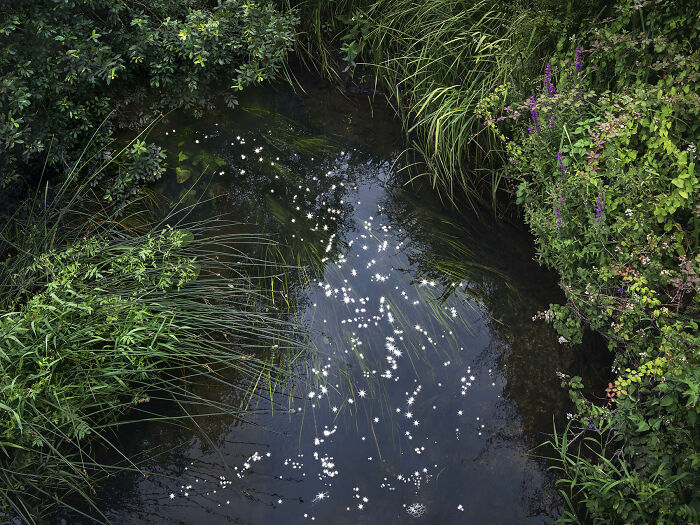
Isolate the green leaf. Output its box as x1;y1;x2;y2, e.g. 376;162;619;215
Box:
660;395;675;407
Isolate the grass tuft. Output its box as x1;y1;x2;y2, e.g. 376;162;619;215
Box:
0;161;304;522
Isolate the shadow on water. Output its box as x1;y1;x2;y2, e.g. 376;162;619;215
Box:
82;81;611;524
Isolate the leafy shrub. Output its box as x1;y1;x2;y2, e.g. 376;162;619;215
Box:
0;0;297;200
102;139;166;211
480;1;699;522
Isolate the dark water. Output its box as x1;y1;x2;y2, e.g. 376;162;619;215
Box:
97;83;606;524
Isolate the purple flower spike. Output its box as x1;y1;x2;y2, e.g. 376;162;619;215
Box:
529;94;540;132
575;46;583;72
544;63;555;96
555;206;563;228
557;151;566;172
595;195;603;222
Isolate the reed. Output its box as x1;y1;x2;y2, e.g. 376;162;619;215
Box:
0;161;305;522
281;0;549;211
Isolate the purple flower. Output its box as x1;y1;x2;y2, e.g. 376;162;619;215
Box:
557;151;566;172
548;114;555;129
529;94;540;132
544;63;555;96
587;416;595;430
555;206;563;228
575;46;583;72
595;195;603;222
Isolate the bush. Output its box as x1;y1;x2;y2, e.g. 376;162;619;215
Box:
480;1;699;522
0;0;297;202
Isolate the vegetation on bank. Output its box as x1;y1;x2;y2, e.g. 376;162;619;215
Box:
480;4;699;521
287;0;699;522
0;0;697;523
0;1;301;521
0;171;302;522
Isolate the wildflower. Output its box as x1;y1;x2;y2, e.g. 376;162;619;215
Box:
529;94;540;132
557;151;566;172
544;63;555;96
555;207;563;228
595;196;604;222
575;46;583;72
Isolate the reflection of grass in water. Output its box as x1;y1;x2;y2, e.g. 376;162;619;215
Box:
381;186;510;302
144;102;510;467
382;183;611;449
291;226;487;456
243;106;338;156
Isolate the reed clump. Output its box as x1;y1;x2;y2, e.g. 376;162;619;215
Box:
0;170;303;523
281;0;586;210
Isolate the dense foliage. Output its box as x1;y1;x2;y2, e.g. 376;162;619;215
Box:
0;1;299;519
0;0;296;204
282;0;603;209
1;0;697;522
0;179;301;521
478;1;699;522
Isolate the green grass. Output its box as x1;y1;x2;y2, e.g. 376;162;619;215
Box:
0;161;305;522
281;0;553;211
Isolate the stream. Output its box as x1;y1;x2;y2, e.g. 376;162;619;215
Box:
95;83;606;524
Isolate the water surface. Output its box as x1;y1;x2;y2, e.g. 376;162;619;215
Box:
98;84;605;524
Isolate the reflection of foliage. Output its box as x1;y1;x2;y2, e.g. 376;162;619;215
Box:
246;107;339;156
381;183;608;439
154;104;395;280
